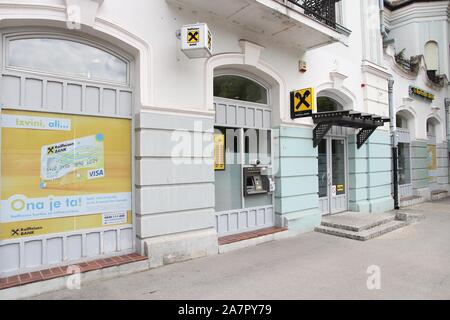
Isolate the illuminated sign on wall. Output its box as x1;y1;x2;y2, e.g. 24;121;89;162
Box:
409;86;434;102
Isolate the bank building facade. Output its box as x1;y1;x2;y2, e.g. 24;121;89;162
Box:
0;0;448;294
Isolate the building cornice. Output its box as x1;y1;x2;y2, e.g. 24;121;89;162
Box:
361;60;392;80
384;1;450;29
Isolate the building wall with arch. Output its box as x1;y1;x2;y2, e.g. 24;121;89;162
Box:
385;1;450;78
0;0;427;282
385;39;450;201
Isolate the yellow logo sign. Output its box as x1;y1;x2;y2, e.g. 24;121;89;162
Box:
208;31;212;50
290;87;315;118
187;28;200;44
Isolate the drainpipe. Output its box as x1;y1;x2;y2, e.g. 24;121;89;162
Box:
379;0;388;39
389;77;400;210
445;98;450;141
445;99;450;185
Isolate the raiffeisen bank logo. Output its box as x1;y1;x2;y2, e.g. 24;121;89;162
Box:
1;114;71;131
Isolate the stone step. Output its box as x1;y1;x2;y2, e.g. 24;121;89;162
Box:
315;220;408;241
431;190;448;201
320;212;396;232
395;211;426;223
400;195;423;207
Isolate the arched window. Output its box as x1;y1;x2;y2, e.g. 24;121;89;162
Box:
396;114;408;129
427;118;437;137
317;96;344;113
6;36;129;84
213;75;268;104
424;41;439;72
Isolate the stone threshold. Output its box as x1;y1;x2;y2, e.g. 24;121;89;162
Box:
0;253;147;291
218;227;288;246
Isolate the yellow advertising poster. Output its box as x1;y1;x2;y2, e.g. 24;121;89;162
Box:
427;144;437;171
0;109;132;240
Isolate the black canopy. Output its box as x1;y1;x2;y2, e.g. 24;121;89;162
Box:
312;110;390;149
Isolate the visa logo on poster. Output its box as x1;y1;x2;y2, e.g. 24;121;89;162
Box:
1;114;71;131
88;168;105;180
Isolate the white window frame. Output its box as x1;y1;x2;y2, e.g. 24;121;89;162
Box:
3;31;131;87
213;69;272;108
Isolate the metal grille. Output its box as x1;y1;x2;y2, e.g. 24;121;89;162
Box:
287;0;340;28
311;111;390;149
427;70;445;86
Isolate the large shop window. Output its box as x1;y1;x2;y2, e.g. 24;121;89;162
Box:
398;142;411;185
213;75;268;104
214;127;272;212
7;37;128;84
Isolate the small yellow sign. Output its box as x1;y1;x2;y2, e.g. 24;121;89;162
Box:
214;133;225;170
291;87;315;118
427;144;437;170
207;31;212;50
187;28;200;44
337;184;344;192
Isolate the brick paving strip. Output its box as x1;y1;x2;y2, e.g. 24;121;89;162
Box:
0;253;147;290
218;227;287;246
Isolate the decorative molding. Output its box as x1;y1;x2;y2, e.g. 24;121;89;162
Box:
384;1;450;30
329;70;348;90
205;51;288;123
141;105;215;118
65;0;104;27
401;96;414;108
361;60;392;80
315;81;356;111
0;2;153;107
239;40;264;67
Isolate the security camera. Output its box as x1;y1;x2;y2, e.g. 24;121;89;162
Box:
250;159;261;166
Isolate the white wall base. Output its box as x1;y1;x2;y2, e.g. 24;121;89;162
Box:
0;260;149;300
415;187;431;201
219;230;290;254
141;228;218;268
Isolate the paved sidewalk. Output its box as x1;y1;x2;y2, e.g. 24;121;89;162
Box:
33;199;450;300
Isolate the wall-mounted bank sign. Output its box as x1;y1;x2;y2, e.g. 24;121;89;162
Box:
179;23;212;59
290;87;315;119
409;86;434;102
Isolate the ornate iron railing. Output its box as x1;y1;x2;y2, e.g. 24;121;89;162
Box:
427;70;444;86
394;54;412;71
286;0;340;28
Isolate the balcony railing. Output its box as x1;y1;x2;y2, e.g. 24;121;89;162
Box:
427;70;445;86
286;0;340;29
394;54;412;71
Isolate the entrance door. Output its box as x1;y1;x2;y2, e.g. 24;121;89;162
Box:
318;137;348;215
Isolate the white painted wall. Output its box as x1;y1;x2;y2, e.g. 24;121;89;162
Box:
0;0;392;125
385;1;450;78
385;48;448;142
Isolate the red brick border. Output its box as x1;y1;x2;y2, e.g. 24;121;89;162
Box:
0;253;147;290
218;227;288;246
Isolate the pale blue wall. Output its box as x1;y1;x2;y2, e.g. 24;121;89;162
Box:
275;126;321;233
411;141;428;190
437;143;449;190
275;126;394;235
348;130;394;213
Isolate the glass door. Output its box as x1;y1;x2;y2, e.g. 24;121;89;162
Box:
330;138;347;214
318;137;348;215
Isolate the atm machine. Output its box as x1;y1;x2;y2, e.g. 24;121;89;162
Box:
243;161;275;197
